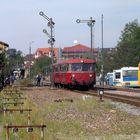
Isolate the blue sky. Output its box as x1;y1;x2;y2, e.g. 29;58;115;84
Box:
0;0;140;54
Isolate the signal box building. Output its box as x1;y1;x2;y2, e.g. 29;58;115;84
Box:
62;44;98;60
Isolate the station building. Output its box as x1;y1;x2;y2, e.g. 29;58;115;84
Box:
62;44;98;60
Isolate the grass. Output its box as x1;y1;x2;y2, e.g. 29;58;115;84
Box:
0;89;140;140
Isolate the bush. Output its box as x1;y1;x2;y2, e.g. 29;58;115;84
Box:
20;78;33;87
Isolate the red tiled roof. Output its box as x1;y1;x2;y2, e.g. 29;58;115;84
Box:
36;48;59;57
36;48;50;54
63;44;96;53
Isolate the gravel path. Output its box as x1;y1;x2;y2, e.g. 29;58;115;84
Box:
111;101;140;116
23;86;140;116
23;86;84;106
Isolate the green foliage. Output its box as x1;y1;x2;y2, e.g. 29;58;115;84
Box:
99;19;140;74
0;52;8;88
31;56;51;76
113;19;140;68
8;49;24;71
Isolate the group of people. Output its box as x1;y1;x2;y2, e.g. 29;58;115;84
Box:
5;75;16;86
0;74;16;89
0;73;44;88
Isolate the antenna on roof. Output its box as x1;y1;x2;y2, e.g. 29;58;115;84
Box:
73;40;78;45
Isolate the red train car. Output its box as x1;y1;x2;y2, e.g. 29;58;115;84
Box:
52;58;96;88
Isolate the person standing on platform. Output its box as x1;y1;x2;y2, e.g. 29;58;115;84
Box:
36;74;41;86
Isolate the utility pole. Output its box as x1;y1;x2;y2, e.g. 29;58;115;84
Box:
76;17;95;58
101;14;104;88
29;41;34;80
90;17;93;53
39;11;55;88
97;15;104;102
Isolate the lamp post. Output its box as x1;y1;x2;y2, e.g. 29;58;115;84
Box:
29;41;34;80
76;17;95;58
101;14;104;88
97;14;104;102
39;11;55;88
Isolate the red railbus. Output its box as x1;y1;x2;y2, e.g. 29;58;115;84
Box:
52;58;96;89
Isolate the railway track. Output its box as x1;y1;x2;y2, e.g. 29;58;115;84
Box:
98;91;140;107
15;83;140;107
72;88;140;107
95;85;140;93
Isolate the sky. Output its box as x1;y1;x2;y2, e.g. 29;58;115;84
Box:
0;0;140;54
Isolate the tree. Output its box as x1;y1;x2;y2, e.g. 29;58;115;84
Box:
97;20;140;75
7;49;24;73
113;20;140;68
0;52;7;88
31;56;51;76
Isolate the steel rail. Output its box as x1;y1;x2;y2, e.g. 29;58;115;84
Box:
95;85;140;93
71;89;140;107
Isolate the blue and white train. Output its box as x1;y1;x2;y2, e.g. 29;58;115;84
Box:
113;67;139;87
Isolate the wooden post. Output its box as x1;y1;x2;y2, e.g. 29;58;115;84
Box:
6;125;10;140
41;124;45;140
28;111;31;125
4;125;46;139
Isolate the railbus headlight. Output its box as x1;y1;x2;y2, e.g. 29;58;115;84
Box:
81;60;84;63
89;74;92;77
72;74;75;78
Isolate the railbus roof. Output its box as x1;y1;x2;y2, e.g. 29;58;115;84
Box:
54;58;96;65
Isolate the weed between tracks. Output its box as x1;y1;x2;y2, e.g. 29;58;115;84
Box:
1;88;140;140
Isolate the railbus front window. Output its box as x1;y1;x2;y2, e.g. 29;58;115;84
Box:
61;64;68;72
70;63;96;71
71;64;82;71
83;63;96;71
